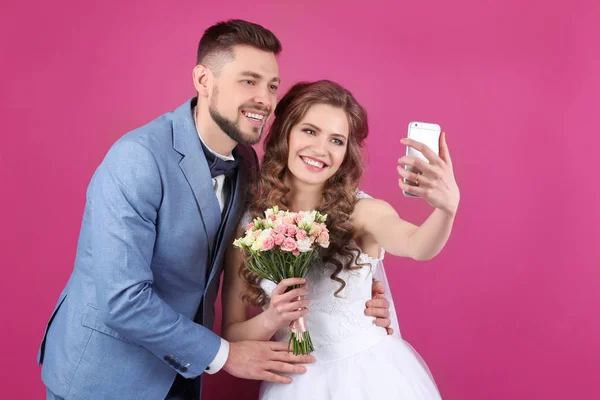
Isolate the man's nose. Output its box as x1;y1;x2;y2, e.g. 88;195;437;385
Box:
252;85;273;110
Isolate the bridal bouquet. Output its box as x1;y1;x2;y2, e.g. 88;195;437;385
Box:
233;206;330;355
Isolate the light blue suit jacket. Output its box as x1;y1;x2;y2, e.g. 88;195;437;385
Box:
38;98;257;399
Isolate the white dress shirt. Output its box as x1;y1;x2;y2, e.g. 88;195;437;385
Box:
193;107;231;375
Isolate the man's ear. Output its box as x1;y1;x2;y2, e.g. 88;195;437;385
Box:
192;64;212;98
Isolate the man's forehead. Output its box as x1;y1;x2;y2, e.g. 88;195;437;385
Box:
225;45;280;78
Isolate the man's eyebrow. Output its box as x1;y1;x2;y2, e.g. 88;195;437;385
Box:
239;71;280;83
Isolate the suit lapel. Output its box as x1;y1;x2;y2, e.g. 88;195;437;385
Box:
172;99;221;257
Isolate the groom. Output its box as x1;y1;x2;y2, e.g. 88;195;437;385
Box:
38;19;393;400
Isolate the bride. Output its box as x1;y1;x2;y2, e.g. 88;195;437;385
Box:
221;80;459;399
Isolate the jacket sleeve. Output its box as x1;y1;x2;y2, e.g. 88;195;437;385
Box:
90;138;221;378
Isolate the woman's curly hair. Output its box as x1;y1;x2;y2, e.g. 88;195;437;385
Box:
241;80;370;306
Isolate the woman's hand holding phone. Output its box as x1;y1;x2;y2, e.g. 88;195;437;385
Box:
397;131;460;216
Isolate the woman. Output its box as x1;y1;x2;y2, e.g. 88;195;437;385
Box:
222;80;459;399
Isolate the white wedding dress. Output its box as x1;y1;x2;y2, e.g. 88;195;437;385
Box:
256;192;442;400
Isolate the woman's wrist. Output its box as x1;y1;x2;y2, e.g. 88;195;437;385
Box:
260;310;280;335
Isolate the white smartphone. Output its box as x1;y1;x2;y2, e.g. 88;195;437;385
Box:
403;121;441;198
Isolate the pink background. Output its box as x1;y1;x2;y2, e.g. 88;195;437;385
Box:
1;0;599;398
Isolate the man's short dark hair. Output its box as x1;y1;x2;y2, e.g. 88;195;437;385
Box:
197;19;282;73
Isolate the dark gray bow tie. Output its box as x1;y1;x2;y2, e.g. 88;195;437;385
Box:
200;141;240;179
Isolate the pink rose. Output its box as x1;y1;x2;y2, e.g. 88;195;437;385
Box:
262;236;275;251
317;231;330;248
296;229;307;240
292;249;300;256
275;224;287;235
281;237;298;252
246;222;254;231
284;215;295;225
269;215;277;221
253;230;262;238
295;214;304;224
274;233;285;246
311;224;322;238
287;225;298;237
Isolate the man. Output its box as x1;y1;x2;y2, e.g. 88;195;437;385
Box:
38;19;393;400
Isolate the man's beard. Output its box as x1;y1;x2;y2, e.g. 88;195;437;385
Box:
209;87;264;146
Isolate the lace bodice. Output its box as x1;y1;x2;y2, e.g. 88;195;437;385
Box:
260;248;384;349
251;190;385;349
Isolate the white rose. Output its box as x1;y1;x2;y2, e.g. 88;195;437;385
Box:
260;229;273;239
242;233;254;247
251;238;264;251
296;238;313;253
